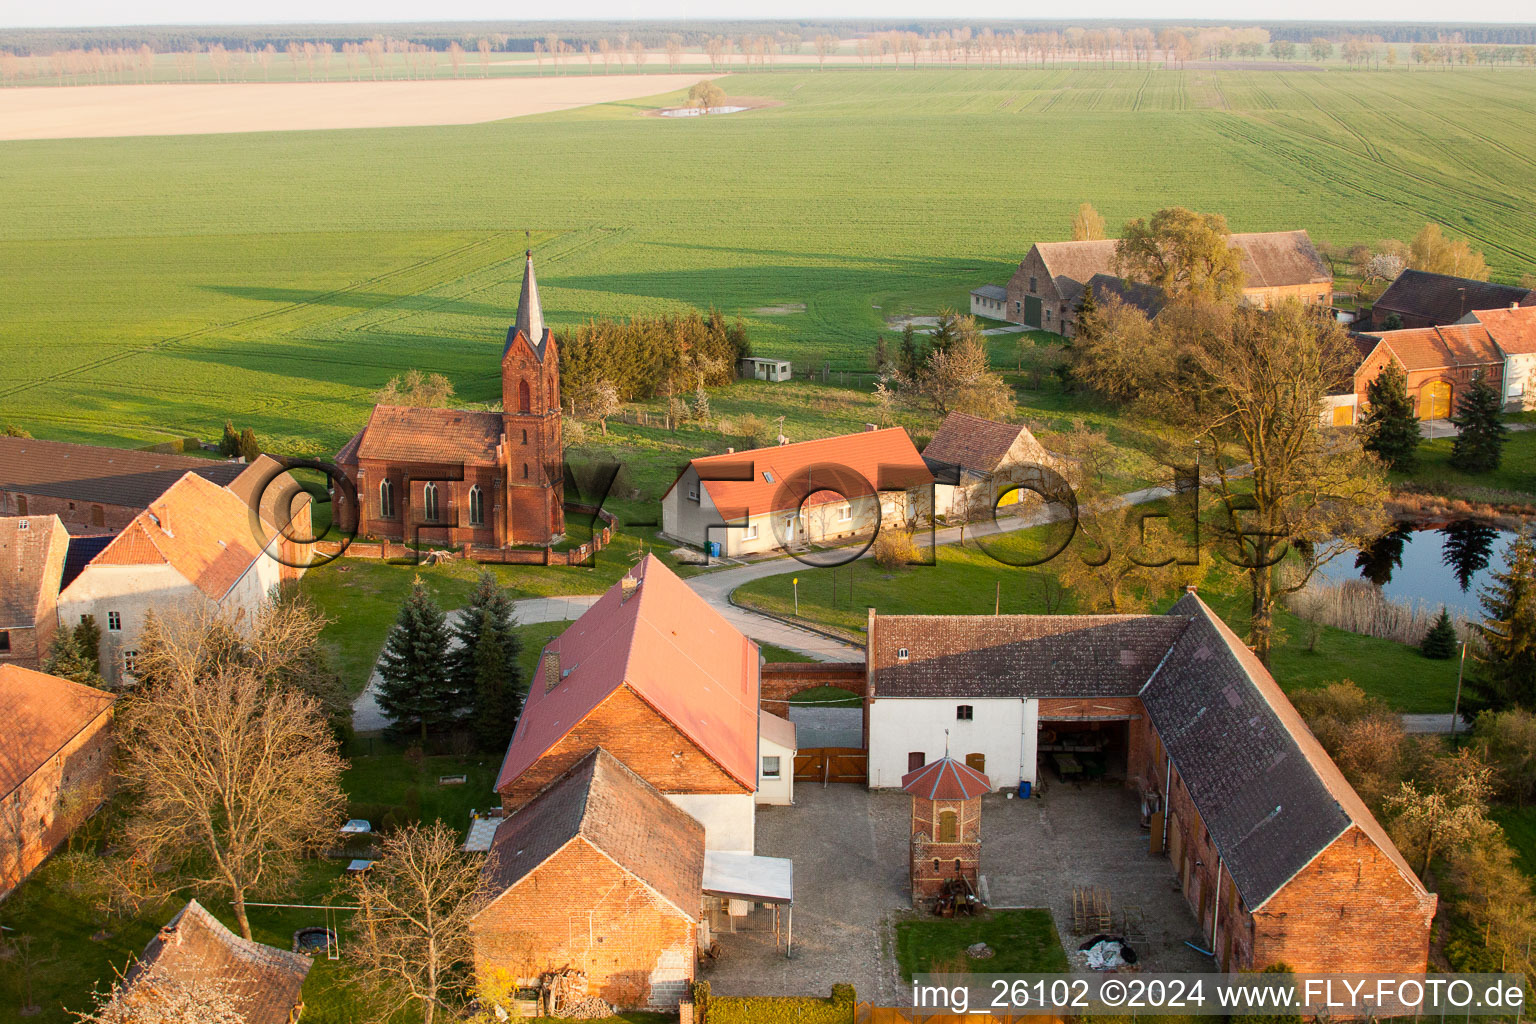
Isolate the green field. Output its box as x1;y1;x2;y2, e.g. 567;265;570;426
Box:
4;67;1536;454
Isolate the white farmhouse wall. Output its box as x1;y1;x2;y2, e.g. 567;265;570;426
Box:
756;731;795;807
667;793;755;853
868;697;1034;790
1505;353;1536;411
57;565;203;686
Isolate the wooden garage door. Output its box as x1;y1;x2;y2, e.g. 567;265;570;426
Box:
1332;403;1354;426
1421;380;1451;420
1024;295;1043;329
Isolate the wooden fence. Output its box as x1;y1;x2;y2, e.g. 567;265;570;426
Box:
793;747;868;785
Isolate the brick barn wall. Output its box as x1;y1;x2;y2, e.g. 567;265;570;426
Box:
471;838;697;1010
0;491;138;534
909;794;981;905
0;708;114;897
499;687;749;813
1253;826;1435;974
1005;249;1067;333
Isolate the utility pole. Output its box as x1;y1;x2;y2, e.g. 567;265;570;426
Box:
1449;639;1468;737
995;580;1001;615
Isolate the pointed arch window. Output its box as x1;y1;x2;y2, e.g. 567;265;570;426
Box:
518;379;531;414
379;479;395;519
522;428;529;444
522;463;530;480
468;485;484;526
423;482;440;523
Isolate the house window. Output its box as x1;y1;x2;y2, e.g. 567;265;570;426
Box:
688;485;699;501
1029;276;1037;294
423;482;440;523
1045;309;1052;322
938;810;958;842
762;471;775;483
908;751;925;772
468;485;484;526
518;379;531;414
522;463;530;480
761;756;781;779
1014;301;1020;313
838;505;852;522
123;650;138;676
521;428;529;444
379;479;395;519
744;523;759;540
107;612;122;632
897;647;909;660
956;705;973;721
0;630;9;654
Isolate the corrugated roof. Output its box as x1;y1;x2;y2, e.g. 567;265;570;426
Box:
872;613;1188;699
0;437;245;509
670;428;932;519
1473;304;1536;356
125;900;311;1024
922;412;1046;475
1375;270;1533;326
78;472;269;603
354;404;503;465
0;515;69;628
495;555;760;794
480;748;704;921
901;756;992;799
0;664;114;799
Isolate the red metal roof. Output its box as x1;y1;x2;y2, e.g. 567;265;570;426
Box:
900;756;992;800
669;428;932;519
494;554;760;793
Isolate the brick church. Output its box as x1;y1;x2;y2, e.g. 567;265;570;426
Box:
336;252;564;548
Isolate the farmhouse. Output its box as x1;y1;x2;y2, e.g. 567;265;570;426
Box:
0;436;246;534
56;472;288;687
0;665;115;897
1353;321;1505;420
1370;269;1534;330
0;515;70;669
122;899;311;1024
1461;304;1536;410
660;427;933;558
738;355;793;382
335;251;564;549
921;412;1062;522
997;230;1331;337
474;748;706;1012
494;555;771;851
968;283;1008;319
863;591;1436;973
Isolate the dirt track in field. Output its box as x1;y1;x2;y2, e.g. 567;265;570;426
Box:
0;74;719;140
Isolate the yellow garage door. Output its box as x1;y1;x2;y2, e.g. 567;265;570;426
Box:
1421;381;1452;419
1332;403;1354;426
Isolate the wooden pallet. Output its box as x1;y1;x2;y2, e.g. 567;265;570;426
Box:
1072;885;1112;933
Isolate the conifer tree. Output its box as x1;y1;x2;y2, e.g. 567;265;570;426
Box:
42;624;105;688
237;428;262;463
1464;532;1536;715
1442;519;1499;592
220;421;240;457
1421;607;1458;660
376;580;456;743
873;335;890;372
1360;362;1420;471
1071;283;1098;347
449;572;523;750
1450;376;1509;474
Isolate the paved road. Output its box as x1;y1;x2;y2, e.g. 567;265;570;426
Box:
1401;713;1461;735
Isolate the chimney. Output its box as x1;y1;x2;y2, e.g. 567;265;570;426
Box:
620;573;640;603
864;423;879;432
1458;287;1466;318
542;651;561;695
726;447;735;454
1185;584;1199;594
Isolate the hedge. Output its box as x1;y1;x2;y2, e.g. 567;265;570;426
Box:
694;981;855;1024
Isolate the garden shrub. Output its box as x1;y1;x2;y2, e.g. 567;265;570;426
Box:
705;984;854;1024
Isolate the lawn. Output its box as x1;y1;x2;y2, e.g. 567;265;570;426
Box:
1393;427;1536;505
4;68;1536;453
895;908;1068;979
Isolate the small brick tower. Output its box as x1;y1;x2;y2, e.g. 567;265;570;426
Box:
901;754;991;907
501;250;564;544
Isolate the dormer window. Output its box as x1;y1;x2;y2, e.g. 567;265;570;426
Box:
897;647;909;660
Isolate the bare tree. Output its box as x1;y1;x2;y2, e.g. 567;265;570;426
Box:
376;368;454;407
347;822;484;1024
630;39;647;70
665;35;683;71
589;380;621;435
116;617;345;939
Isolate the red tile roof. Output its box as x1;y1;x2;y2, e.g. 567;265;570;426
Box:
0;437;245;509
481;748;705;921
669;428;932;519
1373;323;1503;372
353;404;503;465
81;472;269;602
0;664;114;799
923;412;1048;475
495;555;760;793
1474;304;1536;356
125;900;311;1024
901;756;991;799
0;515;69;628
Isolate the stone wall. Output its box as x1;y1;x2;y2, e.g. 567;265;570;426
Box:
0;707;113;897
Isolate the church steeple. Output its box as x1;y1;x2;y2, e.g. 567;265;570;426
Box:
506;250;547;359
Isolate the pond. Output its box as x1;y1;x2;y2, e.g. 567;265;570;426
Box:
656;105;749;117
1313;521;1519;618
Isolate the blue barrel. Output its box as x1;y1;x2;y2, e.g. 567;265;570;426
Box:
707;541;720;557
1019;780;1032;799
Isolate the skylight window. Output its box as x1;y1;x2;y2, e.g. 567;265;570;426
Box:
762;470;775;483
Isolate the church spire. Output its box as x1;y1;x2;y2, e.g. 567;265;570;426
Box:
508;249;546;357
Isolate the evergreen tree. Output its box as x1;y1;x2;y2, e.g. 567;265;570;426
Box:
74;614;102;675
219;421;240;457
237;427;262;463
1355;526;1408;587
873;335;890;372
376;580;456;743
1360;363;1420;471
898;323;926;377
1071;283;1098;347
1450;376;1509;474
449;572;523;750
1442;519;1499;592
1464;532;1536;715
1421;607;1458;659
41;625;105;688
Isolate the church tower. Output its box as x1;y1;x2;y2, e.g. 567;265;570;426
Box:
500;251;564;545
